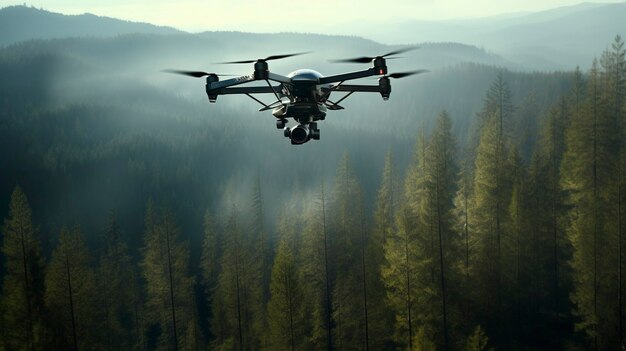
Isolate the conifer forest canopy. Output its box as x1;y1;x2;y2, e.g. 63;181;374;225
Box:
1;4;626;351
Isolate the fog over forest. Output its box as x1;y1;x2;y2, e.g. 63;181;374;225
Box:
1;4;625;351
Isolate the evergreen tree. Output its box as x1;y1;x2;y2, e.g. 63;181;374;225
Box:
267;233;306;351
141;206;197;351
420;111;459;349
563;58;619;350
1;186;45;351
525;96;572;345
470;76;514;335
97;212;136;350
200;209;220;341
249;173;270;349
328;152;367;350
607;35;626;350
45;226;98;351
454;151;474;327
369;150;398;349
382;206;420;349
506;153;525;338
211;206;255;351
300;180;334;350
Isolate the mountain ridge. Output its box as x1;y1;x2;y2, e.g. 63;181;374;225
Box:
0;5;181;47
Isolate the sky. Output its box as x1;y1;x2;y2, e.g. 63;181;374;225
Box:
1;0;624;32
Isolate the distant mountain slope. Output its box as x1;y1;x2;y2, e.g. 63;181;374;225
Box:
5;3;619;71
0;6;514;71
0;5;180;47
330;2;626;70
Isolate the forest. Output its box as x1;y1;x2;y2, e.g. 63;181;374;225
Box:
1;8;626;350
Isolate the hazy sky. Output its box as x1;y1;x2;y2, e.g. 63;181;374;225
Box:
1;0;624;32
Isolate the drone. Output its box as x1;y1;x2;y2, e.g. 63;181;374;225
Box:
165;48;427;145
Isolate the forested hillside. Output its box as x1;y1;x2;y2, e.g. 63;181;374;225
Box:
1;7;626;351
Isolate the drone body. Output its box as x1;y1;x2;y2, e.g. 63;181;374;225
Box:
167;49;426;144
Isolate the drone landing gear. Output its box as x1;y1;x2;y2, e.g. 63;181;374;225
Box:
283;122;320;145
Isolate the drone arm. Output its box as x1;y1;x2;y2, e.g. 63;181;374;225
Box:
332;84;385;92
267;72;292;84
207;74;256;90
325;82;391;102
319;68;383;84
215;86;284;95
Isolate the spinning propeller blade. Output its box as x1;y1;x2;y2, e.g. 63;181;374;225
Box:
162;69;237;78
216;51;312;64
329;47;419;63
386;69;430;79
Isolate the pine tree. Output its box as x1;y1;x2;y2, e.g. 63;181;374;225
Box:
97;212;136;350
141;206;197;351
300;180;334;350
607;35;626;350
45;226;98;351
369;150;397;349
563;58;619;350
470;88;514;335
200;209;220;341
211;206;255;351
382;206;420;349
1;186;45;351
248;173;270;349
454;151;474;327
374;150;399;245
525;97;571;344
420;111;459;349
328;152;367;350
503;147;529;341
267;231;306;351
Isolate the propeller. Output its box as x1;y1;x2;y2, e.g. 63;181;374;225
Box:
370;69;430;79
216;51;312;64
162;69;237;78
329;46;419;64
386;69;430;79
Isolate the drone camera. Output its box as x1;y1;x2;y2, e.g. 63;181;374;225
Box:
287;124;310;144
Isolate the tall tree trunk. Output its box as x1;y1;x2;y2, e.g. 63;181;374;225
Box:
359;199;370;351
593;80;599;351
464;179;470;323
65;246;78;351
19;219;34;351
553;115;560;321
435;172;449;350
404;214;413;350
165;220;179;351
235;237;244;351
321;181;333;351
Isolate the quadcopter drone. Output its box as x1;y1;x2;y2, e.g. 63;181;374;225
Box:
165;48;427;145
